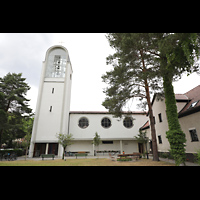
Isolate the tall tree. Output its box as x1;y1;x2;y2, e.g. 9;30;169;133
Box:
102;33;161;161
0;73;32;147
129;33;200;165
102;33;200;164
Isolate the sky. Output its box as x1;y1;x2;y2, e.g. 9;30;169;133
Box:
0;33;200;113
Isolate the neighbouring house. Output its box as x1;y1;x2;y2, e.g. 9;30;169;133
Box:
140;85;200;162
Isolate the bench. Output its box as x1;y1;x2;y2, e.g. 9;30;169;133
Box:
41;154;55;160
131;153;141;160
75;153;88;159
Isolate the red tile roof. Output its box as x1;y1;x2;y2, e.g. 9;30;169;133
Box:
175;94;189;100
178;85;200;117
140;120;150;130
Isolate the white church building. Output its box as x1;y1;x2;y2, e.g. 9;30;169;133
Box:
29;45;148;158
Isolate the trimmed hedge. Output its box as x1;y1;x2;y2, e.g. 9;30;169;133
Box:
0;149;23;156
117;158;132;161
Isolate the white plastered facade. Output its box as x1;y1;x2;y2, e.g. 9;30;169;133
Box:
29;45;148;158
68;112;148;155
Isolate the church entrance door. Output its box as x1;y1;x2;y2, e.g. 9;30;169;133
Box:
33;143;46;157
48;143;58;155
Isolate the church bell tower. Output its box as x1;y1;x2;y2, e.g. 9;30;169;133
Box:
29;45;73;158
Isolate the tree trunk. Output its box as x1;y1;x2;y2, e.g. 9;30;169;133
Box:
140;49;159;161
25;147;27;161
145;80;159;161
0;129;3;148
62;146;65;160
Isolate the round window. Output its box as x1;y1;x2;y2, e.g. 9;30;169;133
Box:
101;117;111;128
123;117;133;128
78;117;89;129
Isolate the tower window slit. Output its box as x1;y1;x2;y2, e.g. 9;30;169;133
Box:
50;106;52;112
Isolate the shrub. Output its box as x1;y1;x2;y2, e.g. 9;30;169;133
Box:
117;158;132;161
193;149;200;165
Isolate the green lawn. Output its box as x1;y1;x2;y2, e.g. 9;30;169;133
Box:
0;158;175;166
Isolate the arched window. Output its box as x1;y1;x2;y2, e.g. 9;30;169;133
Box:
123;117;133;128
45;47;67;78
78;117;89;129
101;117;111;128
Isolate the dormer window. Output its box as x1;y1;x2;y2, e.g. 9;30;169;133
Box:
188;100;199;109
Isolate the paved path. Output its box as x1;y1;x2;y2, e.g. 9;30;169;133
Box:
148;155;199;166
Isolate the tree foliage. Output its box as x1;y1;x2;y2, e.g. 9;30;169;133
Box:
92;132;101;157
56;133;74;159
0;73;32;147
156;33;200;165
102;33;163;116
102;33;161;161
102;33;200;164
92;132;101;147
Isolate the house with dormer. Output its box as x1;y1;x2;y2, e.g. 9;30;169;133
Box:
141;85;200;161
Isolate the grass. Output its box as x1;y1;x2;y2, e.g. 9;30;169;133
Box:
0;158;175;166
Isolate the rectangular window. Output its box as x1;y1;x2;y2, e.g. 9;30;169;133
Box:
52;88;54;94
49;106;52;112
189;129;199;142
153;116;156;124
158;135;162;144
102;141;113;144
158;113;162;122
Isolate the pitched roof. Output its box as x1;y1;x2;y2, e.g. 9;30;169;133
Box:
175;94;189;101
178;85;200;117
140;120;150;130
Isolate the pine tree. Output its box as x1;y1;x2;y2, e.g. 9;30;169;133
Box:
102;33;200;164
0;73;32;147
102;33;162;161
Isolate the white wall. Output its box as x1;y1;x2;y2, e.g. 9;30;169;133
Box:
67;113;147;155
179;112;200;153
69;113;148;140
67;140;139;155
29;45;72;157
151;98;170;152
150;96;200;154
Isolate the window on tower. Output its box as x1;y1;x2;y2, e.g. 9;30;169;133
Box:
45;48;67;78
54;55;61;77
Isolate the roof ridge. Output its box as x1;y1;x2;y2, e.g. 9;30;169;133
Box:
184;85;200;95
